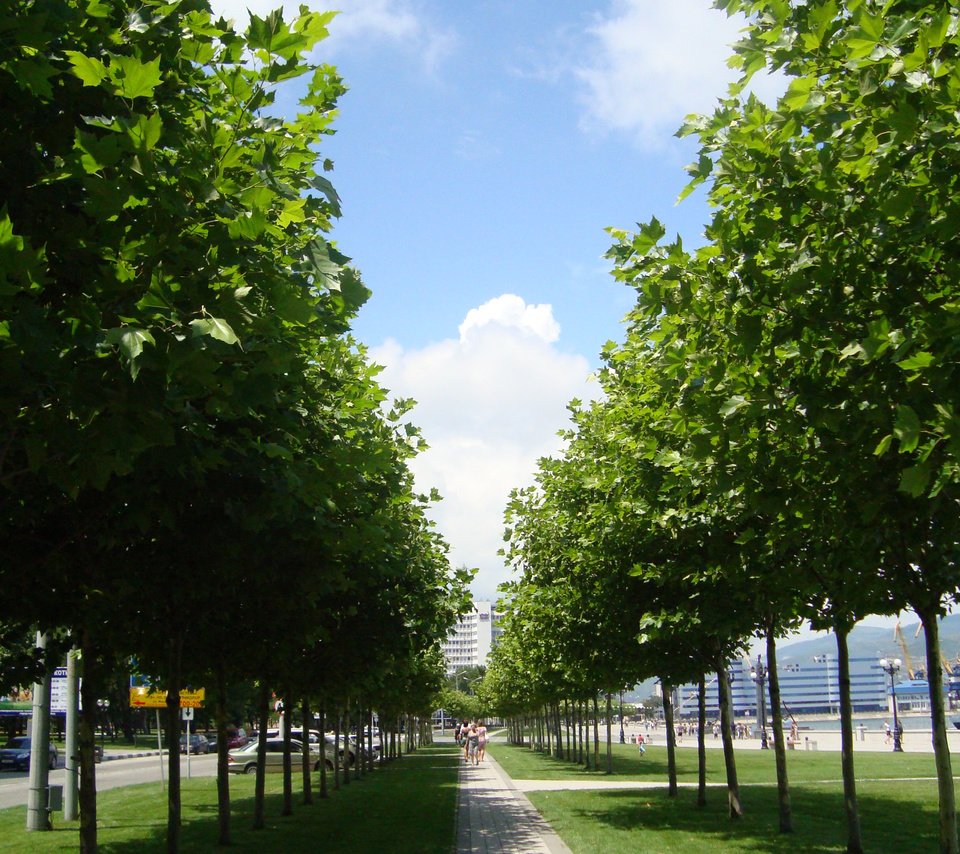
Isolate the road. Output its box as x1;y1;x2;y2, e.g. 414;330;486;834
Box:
0;753;217;811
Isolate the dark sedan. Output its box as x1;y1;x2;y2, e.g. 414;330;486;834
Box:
0;737;58;771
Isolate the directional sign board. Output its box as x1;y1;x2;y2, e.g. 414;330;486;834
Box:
50;667;69;714
129;677;204;709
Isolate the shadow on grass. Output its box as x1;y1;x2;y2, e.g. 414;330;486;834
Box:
530;781;942;853
491;742;678;781
93;746;461;854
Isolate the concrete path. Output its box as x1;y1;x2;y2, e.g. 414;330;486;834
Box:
456;753;572;854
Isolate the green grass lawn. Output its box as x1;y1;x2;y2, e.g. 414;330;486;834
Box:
490;742;951;853
490;740;942;783
0;745;460;853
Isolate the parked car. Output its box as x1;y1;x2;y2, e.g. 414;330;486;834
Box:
226;738;334;775
224;728;248;749
0;737;58;771
204;732;218;753
179;734;209;755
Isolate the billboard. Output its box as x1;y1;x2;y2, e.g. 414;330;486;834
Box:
129;676;204;709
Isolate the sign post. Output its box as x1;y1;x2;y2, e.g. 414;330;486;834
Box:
129;678;204;787
182;707;195;778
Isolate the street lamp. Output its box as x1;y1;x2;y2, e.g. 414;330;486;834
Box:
749;656;769;750
619;690;625;744
879;658;904;752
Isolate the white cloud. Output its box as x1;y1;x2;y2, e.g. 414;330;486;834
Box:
208;0;456;74
459;294;559;345
575;0;783;146
370;295;598;596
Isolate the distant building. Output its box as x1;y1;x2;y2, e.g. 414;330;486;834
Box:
443;600;502;675
675;655;898;718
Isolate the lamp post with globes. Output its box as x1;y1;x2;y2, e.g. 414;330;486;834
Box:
879;657;904;752
750;656;769;749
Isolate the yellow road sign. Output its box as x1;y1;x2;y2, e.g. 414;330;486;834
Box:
129;686;205;709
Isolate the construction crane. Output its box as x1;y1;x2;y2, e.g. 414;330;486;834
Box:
893;621;921;680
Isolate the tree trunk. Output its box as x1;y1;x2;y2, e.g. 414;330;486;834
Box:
343;701;351;784
915;606;958;854
662;680;678;797
556;705;563;758
577;701;583;766
78;631;99;854
252;684;269;830
582;701;588;765
593;696;600;770
605;694;613;774
215;662;230;846
301;696;313;806
356;702;365;779
716;664;742;818
319;702;328;799
836;626;863;853
165;634;183;854
369;708;376;772
697;675;707;808
766;626;792;833
281;694;293;816
333;707;342;788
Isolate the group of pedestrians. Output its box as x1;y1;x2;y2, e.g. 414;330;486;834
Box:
455;720;487;765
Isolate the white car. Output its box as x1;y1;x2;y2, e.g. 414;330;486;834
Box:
227;738;334;775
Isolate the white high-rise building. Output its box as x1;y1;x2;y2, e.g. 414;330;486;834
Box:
443;600;501;675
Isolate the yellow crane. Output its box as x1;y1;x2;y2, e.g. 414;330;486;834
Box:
893;621;921;680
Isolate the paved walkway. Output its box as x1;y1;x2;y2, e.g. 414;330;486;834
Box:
456;752;572;854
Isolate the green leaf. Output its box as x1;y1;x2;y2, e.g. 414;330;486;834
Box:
190;318;240;345
893;405;921;452
125;112;163;152
106;327;155;379
873;434;893;456
899;461;931;497
8;57;56;98
632;218;666;256
331;267;371;314
64;51;108;87
720;395;749;418
109;55;163;100
274;289;317;324
227;210;269;239
310;175;342;217
782;76;815;111
896;351;934;372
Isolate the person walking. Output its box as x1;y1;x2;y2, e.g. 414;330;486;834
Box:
466;724;481;766
476;721;488;762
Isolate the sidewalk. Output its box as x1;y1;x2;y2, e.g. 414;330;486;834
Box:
456;752;572;854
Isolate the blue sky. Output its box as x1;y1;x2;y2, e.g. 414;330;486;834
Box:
208;1;904;631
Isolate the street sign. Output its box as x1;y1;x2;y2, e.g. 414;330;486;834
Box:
182;707;194;721
50;667;69;714
129;683;205;709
